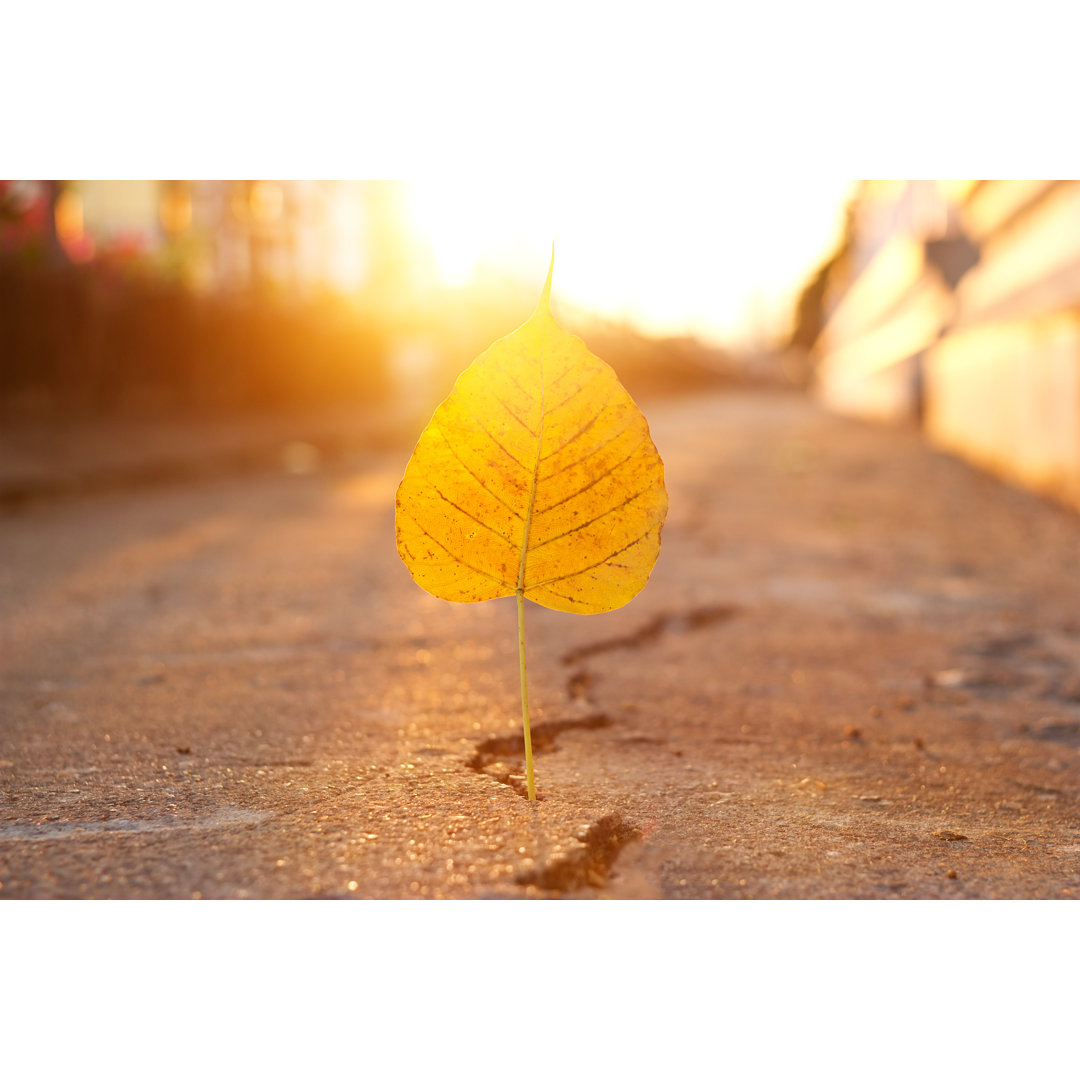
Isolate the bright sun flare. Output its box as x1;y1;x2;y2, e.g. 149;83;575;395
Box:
403;178;855;346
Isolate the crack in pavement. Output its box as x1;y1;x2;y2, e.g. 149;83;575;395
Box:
560;603;740;666
465;713;613;797
566;669;595;702
516;813;642;892
462;714;644;892
462;605;724;890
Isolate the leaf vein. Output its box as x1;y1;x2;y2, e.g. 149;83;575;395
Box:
432;486;518;548
494;361;532;402
402;511;516;589
541;425;641;482
530;485;655;550
494;395;537;438
517;311;546;591
474;419;530;472
528;526;656;588
535;446;639;515
437;427;525;520
533;586;589;605
547;368;603;414
539;408;603;463
548;360;577;390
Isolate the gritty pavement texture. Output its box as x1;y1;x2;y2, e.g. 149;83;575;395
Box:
1;390;1079;899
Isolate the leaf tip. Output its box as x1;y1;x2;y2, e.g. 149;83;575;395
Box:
538;244;554;314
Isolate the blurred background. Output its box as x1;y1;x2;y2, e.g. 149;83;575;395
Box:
2;179;1079;513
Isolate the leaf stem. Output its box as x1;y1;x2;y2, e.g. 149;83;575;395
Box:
516;589;536;801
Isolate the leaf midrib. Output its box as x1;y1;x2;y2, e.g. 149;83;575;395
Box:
516;316;545;594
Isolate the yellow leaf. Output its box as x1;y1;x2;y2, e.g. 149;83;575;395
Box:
396;254;668;614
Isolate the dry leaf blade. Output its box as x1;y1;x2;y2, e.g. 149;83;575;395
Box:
396;260;667;615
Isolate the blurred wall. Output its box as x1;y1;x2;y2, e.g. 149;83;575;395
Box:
811;180;1080;511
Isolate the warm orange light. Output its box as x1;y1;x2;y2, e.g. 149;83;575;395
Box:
230;185;249;222
249;181;284;224
54;188;94;262
55;189;83;245
159;183;192;236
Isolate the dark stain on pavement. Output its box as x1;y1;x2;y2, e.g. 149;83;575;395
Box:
516;813;642;892
1027;718;1080;746
560;603;740;666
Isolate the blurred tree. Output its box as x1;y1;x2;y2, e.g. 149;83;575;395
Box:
0;180;68;265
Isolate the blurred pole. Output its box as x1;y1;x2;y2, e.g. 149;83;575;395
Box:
42;180;70;268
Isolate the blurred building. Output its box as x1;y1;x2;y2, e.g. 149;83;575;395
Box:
811;180;1080;511
34;180;413;296
0;181;403;419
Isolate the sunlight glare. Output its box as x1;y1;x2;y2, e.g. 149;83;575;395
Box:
405;181;536;288
402;178;855;346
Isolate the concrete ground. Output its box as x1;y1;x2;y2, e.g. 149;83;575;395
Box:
1;389;1078;899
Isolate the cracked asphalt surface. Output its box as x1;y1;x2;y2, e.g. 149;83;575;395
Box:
2;389;1079;898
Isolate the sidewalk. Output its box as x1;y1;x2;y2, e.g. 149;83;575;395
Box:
0;401;417;506
1;389;1078;898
